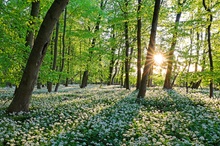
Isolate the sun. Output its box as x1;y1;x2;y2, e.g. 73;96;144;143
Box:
154;53;164;65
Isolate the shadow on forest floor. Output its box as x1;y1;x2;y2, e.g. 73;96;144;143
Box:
137;88;220;145
48;90;141;145
1;86;141;145
1;86;220;145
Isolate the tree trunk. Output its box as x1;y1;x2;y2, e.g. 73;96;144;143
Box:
136;0;142;90
37;80;41;89
25;2;41;89
147;67;153;87
203;0;213;98
124;0;130;90
108;50;115;85
137;0;161;99
111;60;119;84
80;0;107;88
112;47;121;85
7;0;69;113
25;1;40;49
80;71;88;88
65;40;71;87
107;26;116;85
190;32;202;89
163;0;185;89
55;7;67;92
195;32;200;72
47;21;59;92
171;57;179;87
120;62;124;87
186;29;193;93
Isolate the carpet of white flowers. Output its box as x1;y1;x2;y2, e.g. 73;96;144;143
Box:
0;84;220;146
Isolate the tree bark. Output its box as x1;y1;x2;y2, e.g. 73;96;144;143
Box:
107;26;116;85
124;0;130;90
65;40;71;87
25;1;40;49
147;67;153;87
80;0;107;88
120;61;124;87
108;48;115;85
190;32;202;89
136;0;142;90
111;60;119;84
203;0;214;98
55;7;67;92
7;0;69;113
47;21;59;92
186;29;193;93
137;0;161;99
80;70;88;88
25;1;41;90
163;0;185;89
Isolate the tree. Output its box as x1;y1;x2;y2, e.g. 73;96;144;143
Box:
124;0;130;90
107;25;116;85
25;1;40;49
163;0;186;89
203;0;214;98
186;29;193;93
47;21;59;92
137;0;161;99
26;1;41;89
136;0;142;90
55;7;67;92
7;0;69;113
80;0;108;88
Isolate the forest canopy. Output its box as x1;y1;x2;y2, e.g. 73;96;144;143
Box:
0;0;220;97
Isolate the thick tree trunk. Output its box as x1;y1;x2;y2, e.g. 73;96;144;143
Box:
163;0;185;89
137;0;161;99
26;1;41;90
7;0;69;113
136;0;142;90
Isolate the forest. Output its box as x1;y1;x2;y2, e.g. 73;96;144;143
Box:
0;0;220;145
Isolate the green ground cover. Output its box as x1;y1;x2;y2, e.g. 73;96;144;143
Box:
0;85;220;146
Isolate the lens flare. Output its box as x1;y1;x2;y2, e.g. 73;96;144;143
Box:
154;54;164;65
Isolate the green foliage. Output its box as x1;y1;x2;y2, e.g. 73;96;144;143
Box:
0;1;30;86
1;0;220;88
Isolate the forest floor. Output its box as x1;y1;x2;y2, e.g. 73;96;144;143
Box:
0;84;220;146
